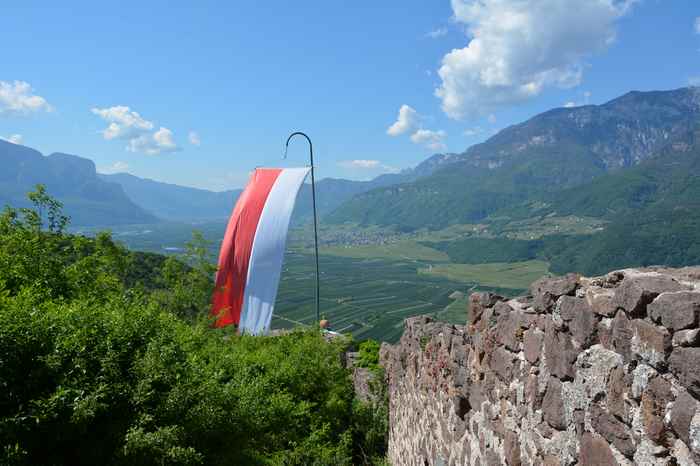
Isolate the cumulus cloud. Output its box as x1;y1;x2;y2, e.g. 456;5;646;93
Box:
410;129;447;151
435;0;634;119
188;131;201;146
0;81;53;115
695;17;700;34
387;104;419;136
1;134;23;144
426;27;448;39
92;106;180;155
98;161;130;174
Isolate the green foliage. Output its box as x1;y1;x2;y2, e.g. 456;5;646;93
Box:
0;187;388;466
351;372;388;466
356;339;381;372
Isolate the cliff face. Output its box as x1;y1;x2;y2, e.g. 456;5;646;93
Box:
380;267;700;465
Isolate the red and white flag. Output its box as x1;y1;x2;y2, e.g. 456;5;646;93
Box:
211;167;311;334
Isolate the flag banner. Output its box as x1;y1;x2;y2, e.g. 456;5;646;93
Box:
211;167;311;334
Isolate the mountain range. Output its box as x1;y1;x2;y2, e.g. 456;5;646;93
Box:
0;140;156;226
2;86;700;276
324;87;700;275
0;139;449;226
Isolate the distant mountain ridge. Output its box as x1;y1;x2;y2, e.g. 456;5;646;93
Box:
328;87;700;230
1;139;449;226
0;140;157;226
99;173;242;222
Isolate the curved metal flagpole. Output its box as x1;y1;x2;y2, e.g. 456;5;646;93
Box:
284;132;321;326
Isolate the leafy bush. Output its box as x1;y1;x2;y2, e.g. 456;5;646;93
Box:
0;186;388;466
355;339;381;372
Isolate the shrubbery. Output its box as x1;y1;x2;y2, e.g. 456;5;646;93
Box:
0;186;387;465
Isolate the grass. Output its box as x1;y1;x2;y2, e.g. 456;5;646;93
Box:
418;260;549;290
319;240;449;262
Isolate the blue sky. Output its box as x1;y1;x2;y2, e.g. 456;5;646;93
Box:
1;1;699;190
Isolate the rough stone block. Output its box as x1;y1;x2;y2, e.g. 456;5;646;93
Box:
631;319;671;369
504;430;521;466
542;377;566;431
523;328;544;364
648;291;700;331
670;347;700;399
673;329;700;347
671;389;698;448
544;321;577;380
607;366;630;425
579;432;619;466
610;311;633;362
586;286;618;317
558;295;598;348
591;403;636;458
612;273;689;317
531;274;579;312
641;376;673;444
469;292;502;326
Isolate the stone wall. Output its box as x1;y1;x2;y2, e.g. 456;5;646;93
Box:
380;267;700;465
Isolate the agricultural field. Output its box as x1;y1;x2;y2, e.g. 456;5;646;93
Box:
84;220;551;342
417;260;550;290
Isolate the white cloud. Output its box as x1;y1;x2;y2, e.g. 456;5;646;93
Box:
563;101;577;108
188;131;201;146
387;104;419;136
127;127;179;155
1;134;23;144
690;76;700;87
98;161;130;174
338;159;399;173
410;129;447;151
426;27;449;39
92;105;180;155
695;17;700;34
435;0;634;119
0;81;53;115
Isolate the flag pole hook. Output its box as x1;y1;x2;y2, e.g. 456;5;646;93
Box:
284;132;321;327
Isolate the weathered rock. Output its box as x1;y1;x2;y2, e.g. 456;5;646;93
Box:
591;403;636;457
504;429;521;466
579;432;619;466
674;329;700;347
586;286;618;317
495;310;524;352
558;296;598;348
544;321;577;380
531;274;579;311
383;267;700;466
631;363;658;401
610;311;634;362
670;348;700;399
631;319;671;369
470;292;503;325
607;366;629;424
671;390;698;448
489;346;515;382
641;376;673;444
612;272;689;317
648;291;700;331
523;328;544;364
542;377;566;430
